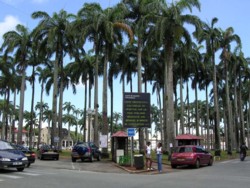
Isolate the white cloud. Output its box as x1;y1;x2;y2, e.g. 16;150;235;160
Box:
32;0;49;4
0;15;21;45
1;0;23;5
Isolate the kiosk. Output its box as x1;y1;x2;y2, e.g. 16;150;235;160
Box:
175;134;203;146
111;131;128;163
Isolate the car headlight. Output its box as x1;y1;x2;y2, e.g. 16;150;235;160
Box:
22;157;28;161
0;158;11;162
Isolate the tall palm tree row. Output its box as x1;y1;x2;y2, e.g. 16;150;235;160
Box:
1;0;250;155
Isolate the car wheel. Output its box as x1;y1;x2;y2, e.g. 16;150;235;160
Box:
56;157;59;160
208;158;213;166
195;159;200;169
72;157;76;162
89;155;94;162
171;164;177;169
17;168;24;172
81;158;85;162
40;155;43;160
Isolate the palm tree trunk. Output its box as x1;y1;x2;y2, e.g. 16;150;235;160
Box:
11;89;17;143
165;41;175;153
17;69;26;144
102;51;109;156
1;92;7;140
137;38;144;153
195;83;199;136
212;53;221;154
88;81;92;142
205;85;210;150
83;81;87;142
180;76;184;134
234;79;240;151
37;83;44;148
186;82;191;133
247;94;250;148
29;67;35;148
58;79;64;150
239;91;245;144
94;45;99;147
51;58;59;146
225;58;232;154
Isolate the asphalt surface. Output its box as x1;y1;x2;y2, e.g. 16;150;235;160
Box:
56;156;176;175
31;155;175;175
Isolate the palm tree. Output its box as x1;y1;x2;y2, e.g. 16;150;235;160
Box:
154;0;201;152
121;0;159;153
35;101;49;147
219;27;241;154
36;66;51;147
0;55;16;140
76;3;105;146
195;17;222;154
1;24;32;144
99;4;133;156
32;10;76;146
62;101;75;113
43;108;53;144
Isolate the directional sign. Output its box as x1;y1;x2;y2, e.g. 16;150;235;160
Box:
127;128;135;137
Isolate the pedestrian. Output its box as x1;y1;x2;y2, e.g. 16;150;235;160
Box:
240;142;248;160
156;142;163;173
145;141;153;170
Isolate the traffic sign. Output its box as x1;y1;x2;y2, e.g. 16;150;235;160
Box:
127;128;135;137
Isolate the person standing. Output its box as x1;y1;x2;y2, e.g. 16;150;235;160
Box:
145;141;153;170
240;142;248;160
156;142;163;173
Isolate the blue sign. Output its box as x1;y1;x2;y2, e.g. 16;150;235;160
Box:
127;128;135;137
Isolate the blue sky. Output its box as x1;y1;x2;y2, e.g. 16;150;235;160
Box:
1;0;250;116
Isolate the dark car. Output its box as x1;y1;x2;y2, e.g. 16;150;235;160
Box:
170;145;213;169
71;142;101;162
37;145;59;160
0;140;29;171
12;144;36;167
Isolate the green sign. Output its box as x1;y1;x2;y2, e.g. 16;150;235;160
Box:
123;92;151;128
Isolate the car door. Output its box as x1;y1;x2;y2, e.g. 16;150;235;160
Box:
89;143;99;157
196;146;210;164
196;147;206;164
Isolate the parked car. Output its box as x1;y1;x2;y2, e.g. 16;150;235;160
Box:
11;144;36;167
0;140;29;171
170;145;213;169
71;142;101;162
37;145;59;160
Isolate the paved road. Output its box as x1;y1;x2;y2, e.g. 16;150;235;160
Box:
1;157;250;188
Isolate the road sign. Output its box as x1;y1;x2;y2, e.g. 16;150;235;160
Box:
127;128;135;137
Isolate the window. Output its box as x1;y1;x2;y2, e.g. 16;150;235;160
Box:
178;147;193;153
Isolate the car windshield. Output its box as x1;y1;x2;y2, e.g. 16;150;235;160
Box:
0;141;15;150
177;147;193;153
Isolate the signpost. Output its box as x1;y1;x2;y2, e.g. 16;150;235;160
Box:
127;128;135;167
123;93;151;128
127;128;135;137
123;93;151;167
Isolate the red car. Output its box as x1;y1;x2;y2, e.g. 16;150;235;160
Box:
170;145;213;168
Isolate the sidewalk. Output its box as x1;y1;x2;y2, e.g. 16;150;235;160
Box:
114;161;174;175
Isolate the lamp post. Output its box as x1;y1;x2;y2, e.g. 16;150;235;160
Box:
87;108;95;142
